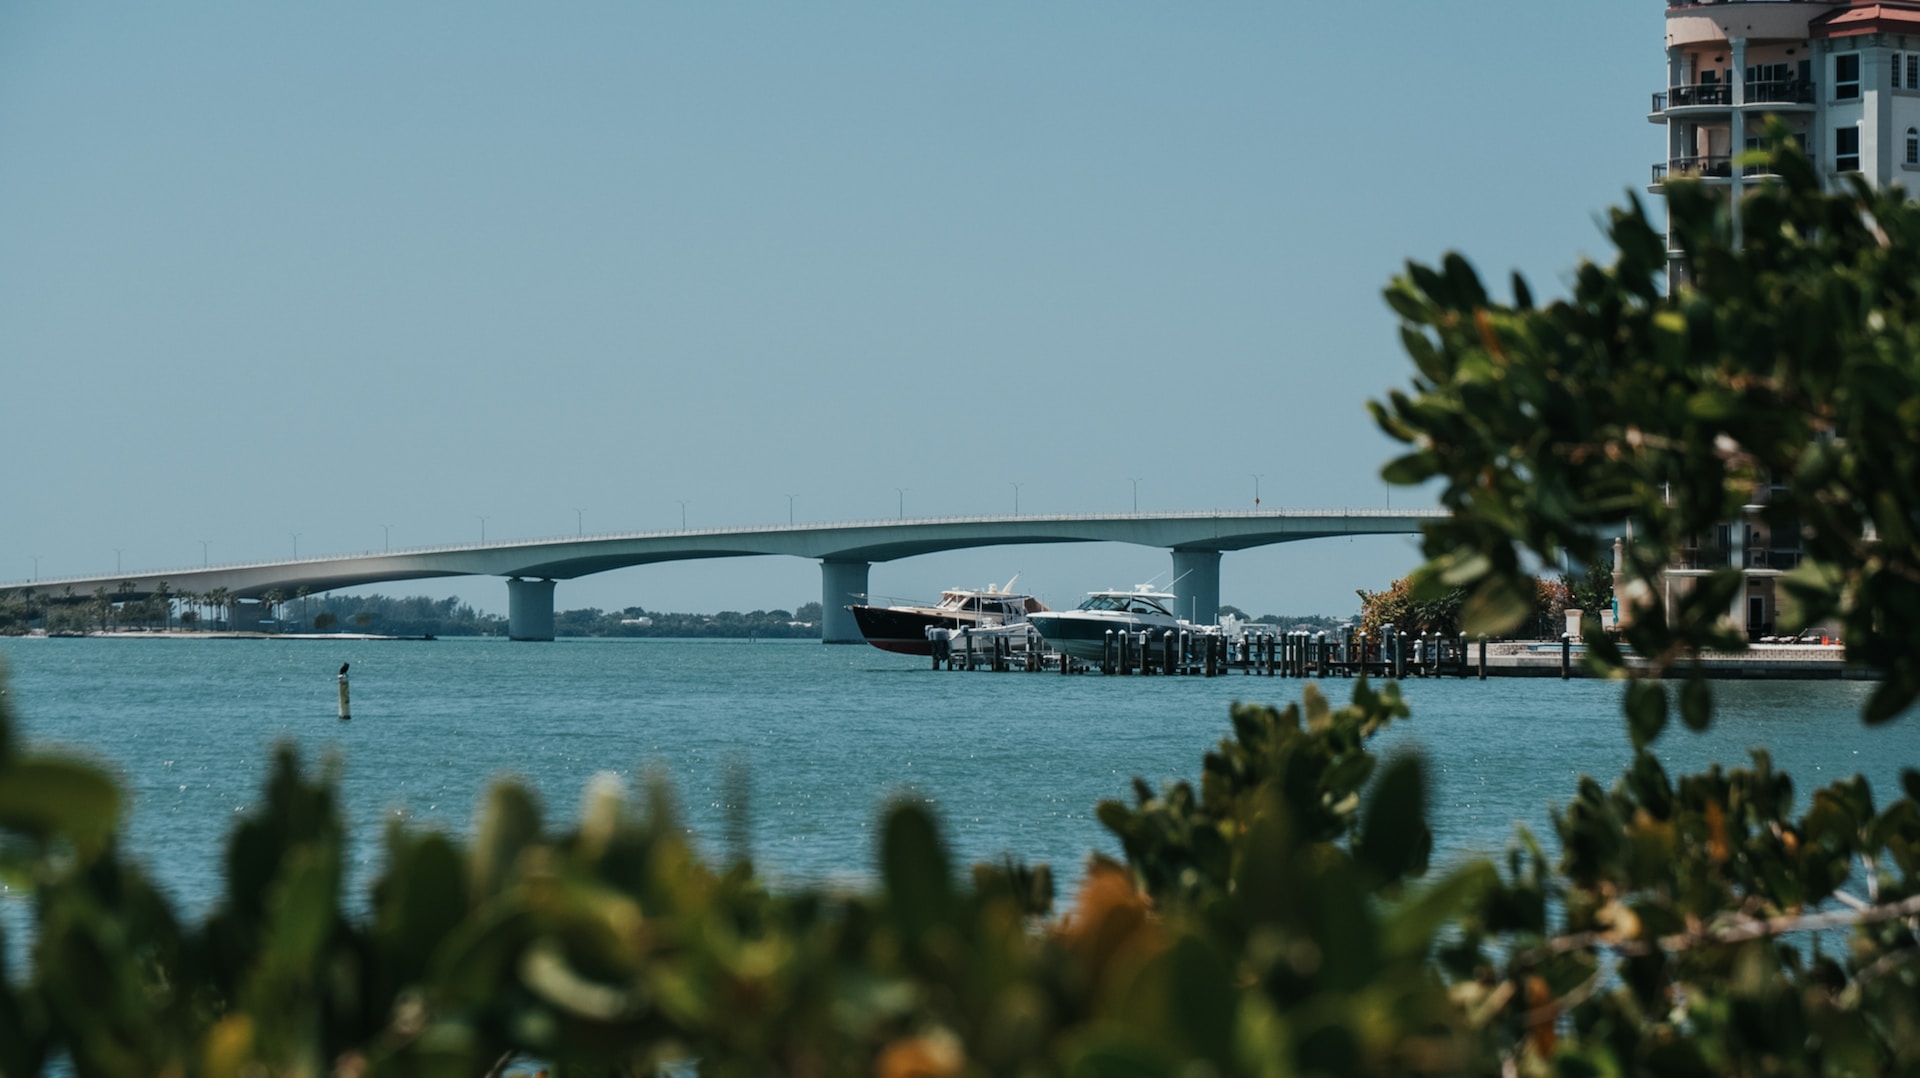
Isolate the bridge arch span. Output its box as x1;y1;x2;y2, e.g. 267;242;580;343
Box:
6;510;1441;641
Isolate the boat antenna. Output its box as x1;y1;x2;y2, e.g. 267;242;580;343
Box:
1000;572;1021;595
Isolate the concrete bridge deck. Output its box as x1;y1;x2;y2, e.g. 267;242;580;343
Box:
3;509;1443;642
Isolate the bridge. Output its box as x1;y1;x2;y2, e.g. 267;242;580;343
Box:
4;509;1443;642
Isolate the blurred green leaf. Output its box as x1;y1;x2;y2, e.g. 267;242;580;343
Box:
471;782;543;902
1625;680;1668;750
1679;674;1713;732
1355;756;1430;885
880;801;953;941
0;757;120;854
1460;575;1533;638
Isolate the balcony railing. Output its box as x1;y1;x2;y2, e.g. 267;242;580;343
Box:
1663;83;1734;108
1746;78;1816;105
1670;546;1804;571
1653;80;1815;115
1652;155;1733;184
1675;546;1733;571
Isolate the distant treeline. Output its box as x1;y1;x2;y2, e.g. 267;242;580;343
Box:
554;603;824;638
303;594;505;637
1217;607;1349;633
302;595;826;638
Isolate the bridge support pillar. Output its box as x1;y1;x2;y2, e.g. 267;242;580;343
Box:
1171;549;1222;627
820;559;871;644
507;577;556;641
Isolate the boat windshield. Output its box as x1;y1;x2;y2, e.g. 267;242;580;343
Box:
1078;594;1171;615
937;592;1028;615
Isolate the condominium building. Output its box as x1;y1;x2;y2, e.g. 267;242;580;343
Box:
1646;2;1907;640
1653;1;1920;201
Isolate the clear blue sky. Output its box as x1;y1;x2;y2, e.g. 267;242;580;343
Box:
1;3;1659;618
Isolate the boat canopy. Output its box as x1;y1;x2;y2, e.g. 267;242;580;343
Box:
1077;592;1175;616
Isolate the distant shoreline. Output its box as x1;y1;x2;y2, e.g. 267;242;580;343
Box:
21;630;432;641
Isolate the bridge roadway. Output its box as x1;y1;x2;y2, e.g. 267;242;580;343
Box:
6;509;1443;642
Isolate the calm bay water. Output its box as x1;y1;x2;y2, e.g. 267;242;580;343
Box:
2;636;1916;916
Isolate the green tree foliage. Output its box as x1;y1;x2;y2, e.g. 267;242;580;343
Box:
1355;576;1465;638
0;591;40;635
295;596;823;639
1374;129;1920;722
550;607;821;639
1561;559;1614;617
1355;575;1564;639
5;655;1916;1074
305;594;506;638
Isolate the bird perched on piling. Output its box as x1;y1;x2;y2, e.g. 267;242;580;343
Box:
339;662;349;675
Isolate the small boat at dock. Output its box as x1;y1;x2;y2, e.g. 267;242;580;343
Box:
847;578;1048;656
1025;585;1215;663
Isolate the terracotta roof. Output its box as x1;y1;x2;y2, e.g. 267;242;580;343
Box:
1812;3;1920;37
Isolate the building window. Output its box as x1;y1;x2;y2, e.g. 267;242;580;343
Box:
1908;53;1917;89
1896;53;1904;88
1907;127;1918;165
1837;53;1861;99
1838;125;1861;172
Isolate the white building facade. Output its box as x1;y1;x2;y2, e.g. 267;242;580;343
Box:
1646;2;1916;640
1653;2;1920;203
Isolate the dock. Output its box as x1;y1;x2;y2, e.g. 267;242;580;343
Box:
925;627;1867;680
928;627;1481;678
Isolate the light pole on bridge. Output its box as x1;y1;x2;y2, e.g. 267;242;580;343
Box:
895;488;908;520
290;533;301;559
30;556;38;582
382;524;391;552
200;540;211;567
575;508;586;536
1252;473;1265;508
478;517;487;544
1010;481;1022;516
677;500;691;530
114;548;123;574
787;494;796;525
1128;478;1141;513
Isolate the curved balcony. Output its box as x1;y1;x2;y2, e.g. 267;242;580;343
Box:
1651;154;1733;188
1661;83;1734;111
1650;79;1815;123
